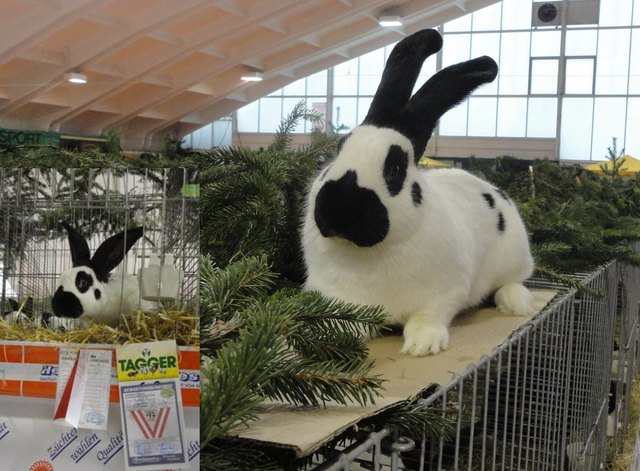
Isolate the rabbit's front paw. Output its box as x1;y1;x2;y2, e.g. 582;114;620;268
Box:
400;321;449;356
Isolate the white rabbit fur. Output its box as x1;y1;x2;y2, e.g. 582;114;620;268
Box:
302;127;534;356
301;29;534;357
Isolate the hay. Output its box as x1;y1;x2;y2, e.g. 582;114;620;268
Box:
0;307;199;346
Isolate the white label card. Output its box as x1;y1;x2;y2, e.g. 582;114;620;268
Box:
119;378;188;470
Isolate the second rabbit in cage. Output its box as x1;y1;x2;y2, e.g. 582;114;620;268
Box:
51;222;153;326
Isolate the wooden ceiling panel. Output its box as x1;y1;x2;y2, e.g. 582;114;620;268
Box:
31;18;114;53
0;0;499;149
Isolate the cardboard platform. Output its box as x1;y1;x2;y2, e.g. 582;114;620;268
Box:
235;289;558;457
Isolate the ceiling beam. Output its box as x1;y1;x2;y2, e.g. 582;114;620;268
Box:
46;0;307;131
100;0;392;132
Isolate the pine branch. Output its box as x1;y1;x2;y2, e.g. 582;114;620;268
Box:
200;254;277;324
200;309;292;447
269;101;324;152
262;358;384;407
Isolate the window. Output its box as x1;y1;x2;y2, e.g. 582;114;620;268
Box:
358;48;385;95
282;78;306;96
236;100;259;132
560;98;594;160
501;0;532;30
527;98;557;138
307;71;327;96
472;33;500;95
531;30;561;57
258;98;282;133
530;58;558;94
468;97;497;136
499;32;531;95
472;2;502;31
442;33;471;67
565;58;595;95
333;97;357;132
333;59;359;96
596;29;631;94
439;101;468;136
565;29;597;56
497;97;527;137
630;30;640;93
626;98;640;157
591;98;627;160
598;0;633;27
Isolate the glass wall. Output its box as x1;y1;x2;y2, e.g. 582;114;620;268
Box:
195;0;640;160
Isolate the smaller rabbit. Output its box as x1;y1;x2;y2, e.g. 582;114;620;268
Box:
1;297;54;328
2;297;33;324
51;222;146;326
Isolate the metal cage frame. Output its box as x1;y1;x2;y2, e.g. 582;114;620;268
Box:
314;261;639;470
0;167;199;327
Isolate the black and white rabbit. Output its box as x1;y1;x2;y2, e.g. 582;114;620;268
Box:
1;297;54;328
302;29;534;356
51;222;147;326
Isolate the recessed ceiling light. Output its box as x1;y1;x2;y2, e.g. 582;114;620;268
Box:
241;71;263;82
65;72;87;84
378;15;403;27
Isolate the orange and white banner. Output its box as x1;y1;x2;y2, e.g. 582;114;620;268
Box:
0;341;200;407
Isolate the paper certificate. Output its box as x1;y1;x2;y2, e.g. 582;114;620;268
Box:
119;379;188;470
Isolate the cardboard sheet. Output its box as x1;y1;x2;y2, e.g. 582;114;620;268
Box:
234;289;558;457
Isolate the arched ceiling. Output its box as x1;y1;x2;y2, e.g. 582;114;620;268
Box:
0;0;498;149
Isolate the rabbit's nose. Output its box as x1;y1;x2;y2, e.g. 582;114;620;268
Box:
314;170;389;247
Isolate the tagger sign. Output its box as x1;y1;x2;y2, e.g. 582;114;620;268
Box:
116;340;189;470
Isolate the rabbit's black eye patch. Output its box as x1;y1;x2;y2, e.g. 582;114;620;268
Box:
383;145;408;196
75;271;93;293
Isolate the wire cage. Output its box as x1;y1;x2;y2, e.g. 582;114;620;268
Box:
312;260;640;470
0;167;199;329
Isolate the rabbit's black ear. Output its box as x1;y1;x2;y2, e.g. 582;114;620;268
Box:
24;297;34;316
91;227;143;282
62;222;91;267
364;29;442;130
401;56;498;161
8;299;19;312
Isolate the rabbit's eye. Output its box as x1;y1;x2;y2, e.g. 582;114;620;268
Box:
75;271;94;293
383;145;409;197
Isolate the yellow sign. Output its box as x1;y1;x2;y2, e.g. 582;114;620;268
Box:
115;340;179;382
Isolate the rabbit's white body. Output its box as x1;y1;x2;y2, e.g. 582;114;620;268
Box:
304;167;534;317
55;267;150;326
302;127;534;356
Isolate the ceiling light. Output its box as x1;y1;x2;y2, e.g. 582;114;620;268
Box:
65;72;87;84
378;15;403;27
241;71;263;82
